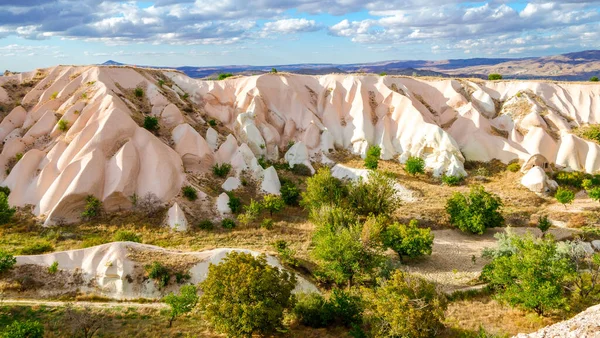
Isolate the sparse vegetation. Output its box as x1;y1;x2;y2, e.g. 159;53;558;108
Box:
0;191;16;225
405;156;425;175
143;116;159;132
488;73;503;80
50;91;58;100
382;220;434;261
134;87;144;98
441;174;464;186
555;187;575;209
227;192;242;214
291;163;312;176
208;119;217;127
146;261;171;288
446;185;504;234
81;195;102;221
57;119;69;132
217;73;234;80
506;163;521;172
48;261;59;274
591;76;599;82
212;163;232;177
364;145;381;169
2;320;44;338
113;230;141;243
181;185;197;201
0;250;16;273
273;240;297;266
221;218;236;229
197;219;213;230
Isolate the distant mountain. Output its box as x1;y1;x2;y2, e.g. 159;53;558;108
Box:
102;50;600;80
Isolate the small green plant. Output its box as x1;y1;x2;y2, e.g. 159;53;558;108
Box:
261;218;274;230
182;185;198;201
221;218;236;229
0;192;15;225
19;241;54;255
582;179;594;190
591;76;599;82
146;261;170;288
163;284;199;328
271;68;278;73
446;185;504;234
553;170;588;188
301;167;348;211
379;72;387;76
217;73;234;80
48;261;59;274
405;156;425;175
50;91;58;100
2;320;44;338
0;250;16;273
227;192;242;214
15;153;23;161
113;230;142;243
158;79;165;87
134;87;144;97
262;194;285;216
441;174;463;186
81;92;87;99
143;116;159;132
474;166;490;177
280;181;301;206
198;219;213;230
208;119;217;127
0;186;10;196
212;163;232;177
364;145;381;170
537;215;552;234
291;163;312;176
588;186;600;203
57;119;69;132
506;162;521;172
81;195;102;221
555;187;575;209
382;220;434;261
488;73;503;80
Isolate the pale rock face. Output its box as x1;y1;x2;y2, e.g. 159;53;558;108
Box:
284;142;315;173
167;202;188;232
172;123;214;172
161;103;185;130
520;166;558;193
216;192;231;214
236;111;266;155
206;127;219;151
222;177;241;191
261;166;281;195
592;240;600;251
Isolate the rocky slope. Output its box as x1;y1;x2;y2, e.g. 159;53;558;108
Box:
0;66;599;224
514;304;600;337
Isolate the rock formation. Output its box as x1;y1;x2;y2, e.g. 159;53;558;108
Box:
514;304;600;337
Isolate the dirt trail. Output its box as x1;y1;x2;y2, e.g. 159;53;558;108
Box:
0;298;167;309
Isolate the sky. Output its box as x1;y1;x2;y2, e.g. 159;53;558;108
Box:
1;0;600;71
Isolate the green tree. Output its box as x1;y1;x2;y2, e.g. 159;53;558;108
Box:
199;252;296;337
2;320;44;338
382;220;434;261
0;250;16;273
163;284;199;328
217;73;234;80
405;156;425;176
0;191;15;225
588;186;600;203
481;232;575;315
445;185;504;234
555;187;575;209
262;194;285;216
488;73;503;80
301;167;348;211
537;215;552;234
364;145;381;170
81;195;102;221
182;185;197;201
271;68;278;73
280;181;301;206
348;171;400;217
590;76;599;82
365;270;447;338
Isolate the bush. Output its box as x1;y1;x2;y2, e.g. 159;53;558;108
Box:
445;185;504;234
441;174;463;186
57;119;69;132
113;230;141;243
163;284;199;328
301;167;347;210
309;205;357;231
81;195;102;221
0;250;16;273
238;199;262;226
199;252;296;337
134;87;144;97
2;320;44;338
582;179;594;190
364;145;381;170
48;261;59;274
555;187;575;209
208;119;217;127
181;185;197;201
382;220;434;261
488;73;503;80
146;261;170;288
227;192;242;214
217;73;234;80
273;240;298;266
537;215;552;234
19;241;54;255
221;218;235;229
0;186;10;196
348;171;400;217
291;163;312;176
293;289;363;329
262;194;285;216
405;156;425;175
365;270;447;338
591;76;599;82
197;219;214;230
280;181;301;206
328;288;364;327
271;68;278;74
212;163;232;177
553;171;588;188
506;162;521;172
143;116;159;132
588;186;600;203
0;192;15;225
260;218;274;230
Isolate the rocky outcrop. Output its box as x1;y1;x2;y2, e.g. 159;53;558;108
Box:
514;304;600;338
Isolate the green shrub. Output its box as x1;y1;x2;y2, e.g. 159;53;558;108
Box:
163;284;199;328
260;218;274;230
227;192;242;214
364;145;381;170
280;181;301;206
113;230;141;243
81;195;102;221
291;163;312;176
553;171;588;188
143;116;159;132
445;185;504;234
582;179;594;190
506;163;521;172
293;293;333;328
212;163;232;177
0;250;16;273
488;73;503;80
309;205;357;230
50;91;58;99
197;219;214;230
146;261;170;288
158;79;165;87
365;270;447;338
2;320;44;338
217;73;234;80
273;240;298;267
57;119;69;132
382;220;434;260
348;171;400;217
262;194;285;216
182;185;197;201
591;76;599;82
208;119;217;127
537;215;552;234
15;153;23;161
271;68;278;74
379;72;387;76
0;192;15;225
134;87;144;97
221;218;236;229
199;252;296;337
0;186;10;196
555;187;575;209
81;236;109;248
238;199;262;226
474;167;490;177
405;156;425;175
441;174;463;186
19;241;54;255
588;186;600;203
48;261;59;274
301;167;348;211
328;288;364;327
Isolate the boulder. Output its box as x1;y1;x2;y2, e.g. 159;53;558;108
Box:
166;203;188;232
520;166;558;193
261;167;281;195
222;177;241;191
216;192;231;214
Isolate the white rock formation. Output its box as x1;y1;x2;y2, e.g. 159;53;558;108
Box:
520;166;558;193
166;203;188;232
514;303;600;337
592;240;600;252
222;177;241;191
216;192;231;214
284;142;315;173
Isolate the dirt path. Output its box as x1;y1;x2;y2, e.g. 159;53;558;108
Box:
0;298;167;309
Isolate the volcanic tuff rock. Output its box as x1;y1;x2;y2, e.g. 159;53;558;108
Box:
514;304;600;338
0;66;599;224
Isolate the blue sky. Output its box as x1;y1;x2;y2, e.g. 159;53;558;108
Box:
1;1;600;71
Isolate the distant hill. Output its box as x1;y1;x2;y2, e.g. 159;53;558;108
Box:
102;50;600;80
